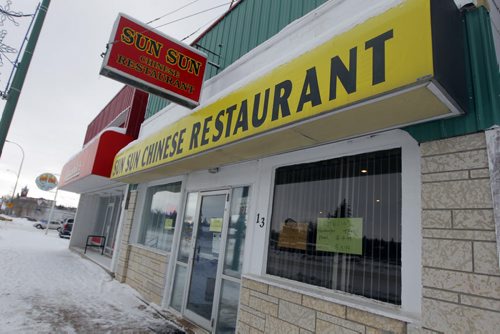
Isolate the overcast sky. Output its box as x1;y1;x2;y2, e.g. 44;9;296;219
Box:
0;0;231;207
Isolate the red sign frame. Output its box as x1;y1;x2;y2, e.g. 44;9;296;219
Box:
100;13;207;109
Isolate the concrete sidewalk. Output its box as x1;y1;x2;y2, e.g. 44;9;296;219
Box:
0;217;187;333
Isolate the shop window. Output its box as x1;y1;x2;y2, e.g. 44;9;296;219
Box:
266;148;401;304
222;186;249;278
138;181;182;252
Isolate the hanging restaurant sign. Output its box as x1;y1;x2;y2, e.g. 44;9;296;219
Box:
110;0;466;180
100;13;207;109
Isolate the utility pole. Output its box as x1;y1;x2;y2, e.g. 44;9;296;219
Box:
0;0;51;156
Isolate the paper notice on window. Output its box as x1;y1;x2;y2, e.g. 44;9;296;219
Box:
316;218;363;255
164;218;174;230
209;218;223;232
278;220;308;250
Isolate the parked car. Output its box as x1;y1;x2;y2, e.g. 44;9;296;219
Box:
33;220;62;230
58;219;73;239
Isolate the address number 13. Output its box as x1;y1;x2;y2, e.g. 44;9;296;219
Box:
256;213;265;228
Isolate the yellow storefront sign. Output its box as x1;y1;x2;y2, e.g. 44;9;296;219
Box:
111;0;434;179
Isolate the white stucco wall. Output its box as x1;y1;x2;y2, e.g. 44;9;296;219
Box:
69;194;101;248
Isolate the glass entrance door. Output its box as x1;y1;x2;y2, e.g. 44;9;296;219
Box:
100;195;122;256
184;191;229;328
170;187;250;332
101;202;115;255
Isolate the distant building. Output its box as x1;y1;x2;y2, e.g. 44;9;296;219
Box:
10;196;75;222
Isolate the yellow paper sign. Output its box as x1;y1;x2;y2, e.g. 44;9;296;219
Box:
164;218;174;230
209;218;223;232
316;218;363;255
278;219;308;250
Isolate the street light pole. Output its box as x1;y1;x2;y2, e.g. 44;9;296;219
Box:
6;140;24;210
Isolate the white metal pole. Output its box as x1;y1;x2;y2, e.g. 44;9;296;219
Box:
6;140;24;214
44;187;58;235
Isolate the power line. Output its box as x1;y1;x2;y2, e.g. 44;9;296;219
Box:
105;2;231;48
181;12;222;41
153;2;231;30
146;0;201;25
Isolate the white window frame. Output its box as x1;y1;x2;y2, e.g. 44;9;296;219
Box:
130;175;187;255
248;129;422;322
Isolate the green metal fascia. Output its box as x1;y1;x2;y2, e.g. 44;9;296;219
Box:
404;6;500;143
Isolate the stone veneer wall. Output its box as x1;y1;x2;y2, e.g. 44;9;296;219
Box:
237;132;500;334
420;132;500;333
124;245;168;305
237;277;407;334
114;190;168;305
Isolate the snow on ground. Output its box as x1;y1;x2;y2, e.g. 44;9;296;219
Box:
0;217;183;333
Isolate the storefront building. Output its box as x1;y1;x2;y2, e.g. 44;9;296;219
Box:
59;86;148;264
78;0;500;333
